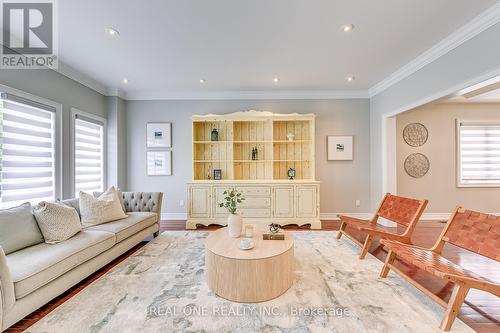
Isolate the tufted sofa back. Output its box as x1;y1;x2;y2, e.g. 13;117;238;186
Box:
122;192;163;218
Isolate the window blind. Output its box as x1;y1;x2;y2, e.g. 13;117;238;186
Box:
0;94;56;207
74;115;104;196
459;122;500;186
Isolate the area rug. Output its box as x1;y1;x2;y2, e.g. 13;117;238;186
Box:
25;231;474;333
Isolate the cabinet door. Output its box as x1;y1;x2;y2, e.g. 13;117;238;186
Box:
273;187;294;218
189;186;211;218
296;186;318;218
213;187;233;217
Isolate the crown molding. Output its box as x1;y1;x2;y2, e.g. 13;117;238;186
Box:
124;90;369;101
55;62;109;96
368;2;500;98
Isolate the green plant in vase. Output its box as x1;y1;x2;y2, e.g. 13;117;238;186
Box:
219;190;245;237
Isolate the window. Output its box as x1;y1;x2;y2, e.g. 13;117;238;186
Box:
72;111;105;196
0;92;59;208
457;121;500;187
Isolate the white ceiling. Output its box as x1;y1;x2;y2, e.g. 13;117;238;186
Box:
57;0;499;98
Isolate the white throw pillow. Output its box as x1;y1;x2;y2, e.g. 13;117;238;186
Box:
79;187;128;228
33;202;82;244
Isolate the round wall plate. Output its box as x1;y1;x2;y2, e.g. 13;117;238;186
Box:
403;123;428;147
404;153;430;178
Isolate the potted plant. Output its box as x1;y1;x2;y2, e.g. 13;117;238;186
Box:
219;189;245;238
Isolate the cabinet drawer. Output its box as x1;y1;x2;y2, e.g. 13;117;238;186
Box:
241;197;271;208
239;208;271;218
236;186;271;197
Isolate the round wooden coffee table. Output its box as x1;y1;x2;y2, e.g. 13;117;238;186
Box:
205;227;294;303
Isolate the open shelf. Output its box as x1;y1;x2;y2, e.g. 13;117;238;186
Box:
192;114;314;181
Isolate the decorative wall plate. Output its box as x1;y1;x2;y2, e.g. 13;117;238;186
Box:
403;123;428;147
404;153;430;178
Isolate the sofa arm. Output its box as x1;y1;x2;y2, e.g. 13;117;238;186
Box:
122;192;163;222
0;246;15;327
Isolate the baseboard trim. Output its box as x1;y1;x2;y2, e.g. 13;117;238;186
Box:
162;212;500;222
319;213;372;220
161;213;188;220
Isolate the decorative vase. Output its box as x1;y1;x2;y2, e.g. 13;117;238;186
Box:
227;213;242;238
211;128;219;141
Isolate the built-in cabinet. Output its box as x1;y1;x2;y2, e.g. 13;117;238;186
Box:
186;182;320;229
186;111;320;229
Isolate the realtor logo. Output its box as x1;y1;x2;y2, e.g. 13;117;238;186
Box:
1;0;58;69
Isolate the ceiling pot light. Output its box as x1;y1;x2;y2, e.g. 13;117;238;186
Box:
122;78;128;84
341;24;355;32
199;79;206;84
347;76;355;82
105;27;120;36
273;77;280;83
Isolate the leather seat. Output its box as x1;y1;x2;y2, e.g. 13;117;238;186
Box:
381;239;488;281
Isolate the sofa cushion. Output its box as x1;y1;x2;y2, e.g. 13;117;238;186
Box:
85;212;157;243
94;189;126;213
6;230;115;299
33;201;82;244
79;187;128;228
0;203;44;254
60;198;81;217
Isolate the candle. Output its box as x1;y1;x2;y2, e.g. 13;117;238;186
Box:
244;225;254;238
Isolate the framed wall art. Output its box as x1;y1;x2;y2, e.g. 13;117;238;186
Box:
147;122;172;148
327;136;353;161
147;151;172;176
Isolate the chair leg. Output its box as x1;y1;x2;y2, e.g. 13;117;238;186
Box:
336;221;346;239
359;234;373;259
153;231;159;238
440;284;469;331
380;250;396;278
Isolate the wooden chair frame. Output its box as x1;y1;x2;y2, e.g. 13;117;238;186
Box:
336;193;428;259
379;206;500;331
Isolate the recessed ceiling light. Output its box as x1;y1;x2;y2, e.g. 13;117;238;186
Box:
122;78;128;84
341;24;355;32
105;27;120;36
273;77;280;83
347;76;355;82
199;79;206;84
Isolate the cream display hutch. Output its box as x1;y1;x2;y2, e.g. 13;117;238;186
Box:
186;111;320;229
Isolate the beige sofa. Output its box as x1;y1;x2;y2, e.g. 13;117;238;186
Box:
0;192;163;331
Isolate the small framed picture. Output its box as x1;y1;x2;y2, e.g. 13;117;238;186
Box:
147;123;171;148
147;151;172;176
327;136;353;161
213;169;222;180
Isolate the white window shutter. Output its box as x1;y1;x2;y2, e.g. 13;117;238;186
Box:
74;116;104;196
459;122;500;186
0;96;56;207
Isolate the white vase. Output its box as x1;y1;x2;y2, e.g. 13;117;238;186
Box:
227;213;242;238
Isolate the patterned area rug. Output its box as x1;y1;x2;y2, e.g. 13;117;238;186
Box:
26;231;473;333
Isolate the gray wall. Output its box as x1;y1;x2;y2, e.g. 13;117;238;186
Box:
397;102;500;213
126;99;371;216
0;69;108;198
370;21;500;209
107;96;127;190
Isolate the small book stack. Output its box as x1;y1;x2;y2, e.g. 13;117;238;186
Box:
263;233;285;240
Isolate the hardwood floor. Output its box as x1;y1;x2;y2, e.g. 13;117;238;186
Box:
6;220;499;333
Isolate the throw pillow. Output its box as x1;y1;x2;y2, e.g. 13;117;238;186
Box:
79;186;128;228
33;202;82;244
59;198;81;217
0;203;44;254
93;188;126;213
